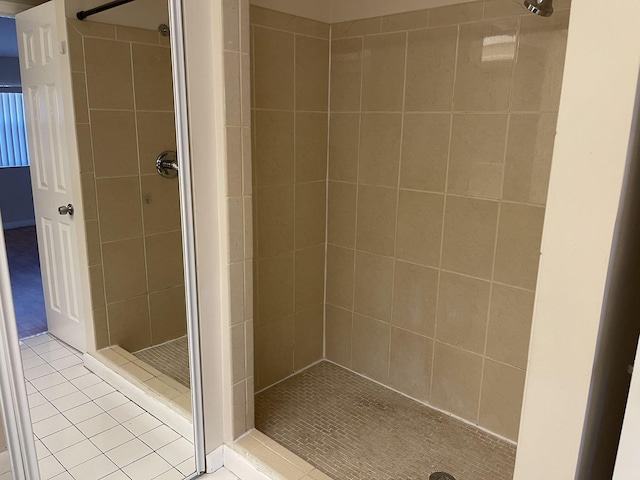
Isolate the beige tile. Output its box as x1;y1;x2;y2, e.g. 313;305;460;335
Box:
93;308;109;350
436;272;491;354
362;33;406;112
68;19;115;39
231;323;246;384
441;196;499;280
330;38;362;112
141;174;181;235
326;245;354;310
233;381;247;439
356;185;397;257
295;182;326;249
354;251;394;323
381;10;429;32
431;342;483;421
241;53;251;127
107;295;152;352
76;124;93;173
494;203;545;290
90;110;138;178
484;0;528;19
429;2;484;26
328;113;359;182
81;173;97;221
479;360;525;441
228;197;244;263
255;110;294;186
89;265;105;310
331;17;381;38
454;19;517;111
67;23;84;72
255;316;294;390
253;27;294;109
224;52;241;126
486;284;534;369
240;0;250;53
230;262;245;325
242;127;253;195
257;184;294;257
244;197;253;261
149;286;187;345
132;44;174;111
145;232;184;292
295;245;325;312
389;328;432;401
448;114;508;199
400;113;450;192
95;177;143;242
513;11;570;112
396;191;444;267
223;0;240;51
257;252;294;326
503;113;558;205
325;305;353;368
352;314;390;383
115;25;159;44
296;36;329;112
327;181;356;248
296;113;328;183
246;319;254;377
136;112;177;175
244;260;253;321
71;72;89;124
294;304;324;370
102;238;147;303
405;27;457;112
250;6;329;38
392;261;438;337
359;113;402;187
84;38;133;109
85;219;101;266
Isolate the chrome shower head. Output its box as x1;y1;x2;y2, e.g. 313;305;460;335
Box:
523;0;553;17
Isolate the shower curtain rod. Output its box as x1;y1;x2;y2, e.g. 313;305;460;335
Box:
76;0;135;20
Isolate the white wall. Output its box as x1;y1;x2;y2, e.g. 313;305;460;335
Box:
514;0;640;478
0;167;35;230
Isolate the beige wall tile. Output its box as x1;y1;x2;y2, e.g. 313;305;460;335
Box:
326;304;353;367
145;232;185;292
84;38;133;109
241;54;251;126
95;177;143;242
328;113;359;182
231;323;246;383
81;173;97;221
359;113;402;187
381;10;429;33
327;181;356;248
242;127;253;195
102;238;147;303
243;197;253;261
255;110;294;186
504;113;557;205
244;261;253;321
136;112;177;175
224;52;242;126
93;308;109;350
76;124;93;173
223;0;240;51
296;113;328;183
429;2;484;27
362;33;406;112
228;197;244;263
332;18;381;39
294;304;324;370
67;24;85;72
250;6;329;38
352;314;390;383
389;328;432;401
71;72;89;124
494;203;545;290
257;252;294;326
431;342;483;421
245;319;254;377
89;265;105;310
149;286;187;345
295;36;329;112
486;284;534;369
400;113;450;192
356;185;397;257
295;182;326;250
255;316;294;390
294;245;325;312
454;19;517;111
326;245;355;310
253;27;294;109
441;196;499;280
354;251;394;323
230;262;245;325
257;184;294;257
68;19;115;39
436;272;491;354
392;261;438;337
233;380;247;439
85;219;101;266
115;25;160;44
448;114;508;199
330;38;362;112
107;295;151;352
90;110;138;178
405;27;457;112
132;44;174;111
396;190;444;267
484;0;528;19
240;0;250;53
141;175;181;235
479;360;525;441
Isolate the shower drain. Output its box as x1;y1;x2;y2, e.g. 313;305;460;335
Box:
429;473;456;480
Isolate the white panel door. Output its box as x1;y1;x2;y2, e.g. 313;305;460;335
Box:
16;2;86;351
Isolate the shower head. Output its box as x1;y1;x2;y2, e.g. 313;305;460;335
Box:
523;0;553;17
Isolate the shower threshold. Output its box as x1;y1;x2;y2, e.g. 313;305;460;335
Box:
256;361;516;480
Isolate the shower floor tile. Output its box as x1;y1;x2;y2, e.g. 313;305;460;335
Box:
134;337;190;388
255;361;516;480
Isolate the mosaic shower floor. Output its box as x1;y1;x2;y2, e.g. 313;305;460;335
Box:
255;361;516;480
134;337;191;388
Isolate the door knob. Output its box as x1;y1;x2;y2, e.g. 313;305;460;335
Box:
58;204;74;216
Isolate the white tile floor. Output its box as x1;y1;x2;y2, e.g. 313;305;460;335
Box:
20;333;197;480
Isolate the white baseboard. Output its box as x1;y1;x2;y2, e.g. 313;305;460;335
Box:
205;445;224;473
0;451;11;475
2;220;35;230
223;446;271;480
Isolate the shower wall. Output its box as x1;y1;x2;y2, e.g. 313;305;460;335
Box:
325;2;569;441
68;20;186;353
250;7;330;391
